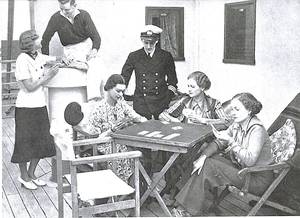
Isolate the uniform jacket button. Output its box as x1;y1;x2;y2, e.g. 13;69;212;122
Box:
155;73;158;76
144;93;147;96
155;87;158;89
143;80;146;83
143;74;145;76
143;87;146;89
156;92;159;95
155;80;158;83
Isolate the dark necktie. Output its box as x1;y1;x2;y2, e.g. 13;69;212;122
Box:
26;51;38;60
147;53;151;58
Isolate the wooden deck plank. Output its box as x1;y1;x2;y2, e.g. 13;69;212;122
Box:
3;119;15;141
225;193;252;212
44;157;53;167
38;159;52;174
2;129;15;154
220;197;247;216
2;129;49;218
215;205;235;216
2;162;19;195
6;194;31;218
2;118;66;218
2;147;56;218
146;201;167;217
2;146;48;218
2;189;15;218
30;188;58;218
141;206;157;217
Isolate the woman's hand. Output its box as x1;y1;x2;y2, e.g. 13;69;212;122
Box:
159;112;181;122
55;56;72;65
182;109;207;124
186;113;206;124
86;48;98;61
22;64;59;92
44;64;59;80
61;57;72;65
211;126;232;142
192;155;207;175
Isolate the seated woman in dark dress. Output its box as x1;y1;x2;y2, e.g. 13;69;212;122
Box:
172;92;274;216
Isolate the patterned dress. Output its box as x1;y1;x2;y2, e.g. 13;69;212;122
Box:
88;99;143;181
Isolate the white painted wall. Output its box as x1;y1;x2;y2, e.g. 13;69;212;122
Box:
3;0;300;128
34;0;197;93
196;0;300;127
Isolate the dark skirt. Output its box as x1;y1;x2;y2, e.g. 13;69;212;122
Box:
11;106;56;163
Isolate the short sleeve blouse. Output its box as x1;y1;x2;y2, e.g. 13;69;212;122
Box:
15;52;55;108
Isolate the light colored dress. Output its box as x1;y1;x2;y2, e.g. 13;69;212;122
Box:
88;98;143;181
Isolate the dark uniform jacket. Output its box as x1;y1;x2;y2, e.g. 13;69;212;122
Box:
121;47;178;119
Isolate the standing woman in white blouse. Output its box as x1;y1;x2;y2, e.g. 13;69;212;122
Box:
11;30;61;190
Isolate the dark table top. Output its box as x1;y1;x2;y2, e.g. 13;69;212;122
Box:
111;120;213;148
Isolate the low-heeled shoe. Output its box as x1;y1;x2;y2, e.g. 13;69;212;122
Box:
18;177;37;190
32;178;46;186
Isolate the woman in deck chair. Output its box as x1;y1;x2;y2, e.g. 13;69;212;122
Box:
158;71;231;204
172;92;274;216
159;71;229;125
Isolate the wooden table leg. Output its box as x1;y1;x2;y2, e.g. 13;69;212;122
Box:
139;163;172;216
139;153;180;216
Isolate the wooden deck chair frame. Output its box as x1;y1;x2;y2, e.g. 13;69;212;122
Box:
212;144;297;215
56;136;142;218
226;161;297;216
210;160;297;216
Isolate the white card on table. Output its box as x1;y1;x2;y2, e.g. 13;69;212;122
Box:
138;130;149;135
163;133;181;140
172;126;183;130
152;134;164;138
146;131;162;137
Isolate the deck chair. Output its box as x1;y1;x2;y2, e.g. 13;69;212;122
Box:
56;136;142;218
212;119;298;216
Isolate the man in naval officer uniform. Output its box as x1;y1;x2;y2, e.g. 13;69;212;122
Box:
121;25;178;198
121;25;178;120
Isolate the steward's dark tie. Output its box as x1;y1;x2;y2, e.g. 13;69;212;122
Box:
147;53;151;58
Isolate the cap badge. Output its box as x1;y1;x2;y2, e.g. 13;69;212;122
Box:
146;30;153;36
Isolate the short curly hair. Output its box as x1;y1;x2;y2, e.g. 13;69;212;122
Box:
187;71;211;90
104;74;125;91
19;30;39;52
232;92;262;116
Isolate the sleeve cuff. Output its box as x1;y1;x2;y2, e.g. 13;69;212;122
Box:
168;85;177;94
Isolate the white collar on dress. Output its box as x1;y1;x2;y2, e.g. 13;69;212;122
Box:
60;9;80;24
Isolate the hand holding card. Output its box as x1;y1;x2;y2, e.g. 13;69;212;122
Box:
182;108;195;117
